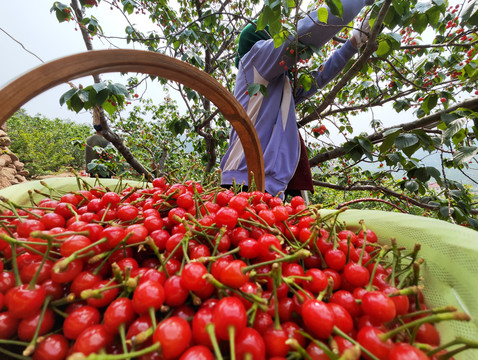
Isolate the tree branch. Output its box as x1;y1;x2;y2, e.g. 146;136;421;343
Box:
309;96;478;166
313;180;478;215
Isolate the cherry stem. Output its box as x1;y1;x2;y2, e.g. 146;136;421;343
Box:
285;338;312;359
332;326;380;360
118;323;128;356
366;246;389;291
271;263;281;330
83;342;160;360
0;346;30;360
0;339;30;347
400;305;457;319
53;238;107;273
229;326;236;360
149;307;157;331
203;274;268;311
427;336;478;358
242;249;311;274
297;330;338;360
380;312;471;342
23;295;52;357
145;237;169;278
206;323;224;360
358;220;367;265
28;235;52;290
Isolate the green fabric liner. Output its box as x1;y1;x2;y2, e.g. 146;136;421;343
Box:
1;178;478;359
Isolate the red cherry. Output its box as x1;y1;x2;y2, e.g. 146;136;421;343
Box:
215;207;239;229
219;259;249;289
103;297;136;333
302;299;335;339
181;262;209;292
357;326;393;360
73;324;113;356
213;296;247;340
132;280;165;314
18;308;55;341
389;342;429;360
33;334;69;360
153;316;192;359
63;305;101;340
5;284;46;319
179;345;214;360
361;291;397;323
0;311;20;339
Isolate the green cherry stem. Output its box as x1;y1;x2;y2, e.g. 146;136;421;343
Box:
23;295;52;356
206;323;224;360
297;330;338;360
332;327;379;360
427;336;478;357
242;249;311;274
81;342;160;360
379;312;471;342
229;326;236;360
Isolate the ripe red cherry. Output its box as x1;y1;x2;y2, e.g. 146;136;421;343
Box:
389;342;429;360
103;297;136;334
153;316;192;359
357;326;393;360
181;262;208;292
0;311;20;339
18;308;55;341
33;334;69;360
361;291;397;323
179;345;214;360
343;262;370;287
132;280;165;315
63;305;101;340
16;219;45;238
73;324;113;356
219;259;249;289
415;322;440;346
215;207;239;229
301;299;335;339
263;326;290;357
5;284;46;319
192;307;215;348
213;296;247;340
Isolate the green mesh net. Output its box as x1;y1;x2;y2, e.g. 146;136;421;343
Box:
1;178;477;359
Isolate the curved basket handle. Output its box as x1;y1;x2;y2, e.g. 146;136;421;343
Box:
0;49;265;191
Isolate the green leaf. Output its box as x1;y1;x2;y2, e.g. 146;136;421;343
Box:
426;166;442;182
440;206;454;217
405;180;419;192
402;142;421;157
395;133;419;149
108;83;130;97
69;95;85;113
453;146;478;164
317;7;329;23
92;82;107;93
59;88;78;106
412;13;428;34
357;137;373;160
247;83;268;97
299;74;312;91
442;117;467;141
376;40;391;57
325;0;343;19
422;94;438;113
462;0;478;26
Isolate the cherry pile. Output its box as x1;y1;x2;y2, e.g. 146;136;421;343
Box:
0;177;473;360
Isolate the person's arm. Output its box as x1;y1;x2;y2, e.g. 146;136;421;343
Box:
294;39;357;104
244;0;372;81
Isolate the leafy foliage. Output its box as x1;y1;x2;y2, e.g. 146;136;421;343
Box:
7;111;91;176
